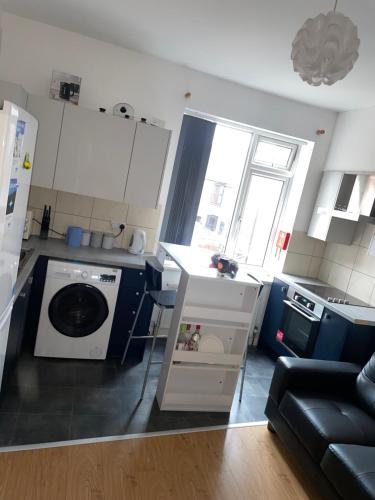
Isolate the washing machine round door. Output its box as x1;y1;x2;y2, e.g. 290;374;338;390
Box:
48;284;109;338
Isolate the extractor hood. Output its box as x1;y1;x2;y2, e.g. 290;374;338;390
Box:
360;175;375;224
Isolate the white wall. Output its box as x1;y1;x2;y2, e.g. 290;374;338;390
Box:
0;13;337;232
325;106;375;172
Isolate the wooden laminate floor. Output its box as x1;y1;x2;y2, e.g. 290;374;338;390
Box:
0;424;319;500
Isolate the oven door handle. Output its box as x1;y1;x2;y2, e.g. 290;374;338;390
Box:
283;300;320;322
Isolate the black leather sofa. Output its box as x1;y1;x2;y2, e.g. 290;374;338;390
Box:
265;354;375;500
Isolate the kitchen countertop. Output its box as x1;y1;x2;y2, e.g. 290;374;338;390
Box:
16;238;375;326
15;236;151;299
160;242;263;287
279;273;375;326
163;256;274;284
244;266;274;285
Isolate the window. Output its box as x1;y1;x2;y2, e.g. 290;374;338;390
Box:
252;136;297;170
191;121;299;266
228;174;286;266
191;125;252;252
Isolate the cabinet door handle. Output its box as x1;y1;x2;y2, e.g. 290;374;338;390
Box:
19;292;27;299
281;287;287;293
324;313;331;320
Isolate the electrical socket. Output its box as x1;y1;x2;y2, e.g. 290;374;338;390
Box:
111;221;126;232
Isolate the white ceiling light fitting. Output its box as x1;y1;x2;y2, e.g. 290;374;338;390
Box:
291;0;360;86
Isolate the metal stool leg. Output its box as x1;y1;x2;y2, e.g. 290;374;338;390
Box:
140;306;163;400
121;291;146;366
239;347;248;402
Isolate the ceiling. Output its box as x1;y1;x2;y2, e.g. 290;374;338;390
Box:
4;0;375;111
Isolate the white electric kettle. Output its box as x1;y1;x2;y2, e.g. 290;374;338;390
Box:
128;229;146;255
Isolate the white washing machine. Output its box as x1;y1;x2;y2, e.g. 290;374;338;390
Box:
34;260;122;360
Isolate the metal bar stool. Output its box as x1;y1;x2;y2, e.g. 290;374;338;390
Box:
121;258;177;400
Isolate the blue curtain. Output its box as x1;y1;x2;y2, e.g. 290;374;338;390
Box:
161;115;216;245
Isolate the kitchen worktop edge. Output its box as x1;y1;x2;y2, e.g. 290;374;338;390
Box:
15;236;152;298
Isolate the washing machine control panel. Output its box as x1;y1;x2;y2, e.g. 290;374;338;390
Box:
66;268;120;285
99;274;117;283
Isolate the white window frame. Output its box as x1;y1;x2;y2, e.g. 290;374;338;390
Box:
251;135;298;171
225;132;300;267
185;108;305;266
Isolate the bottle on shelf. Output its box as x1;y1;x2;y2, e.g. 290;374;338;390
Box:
183;324;192;350
176;323;193;350
188;324;201;351
176;323;188;350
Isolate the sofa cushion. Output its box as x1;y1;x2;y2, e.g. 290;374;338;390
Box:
321;444;375;500
279;390;375;462
357;353;375;419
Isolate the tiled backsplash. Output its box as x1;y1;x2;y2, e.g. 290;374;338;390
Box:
318;222;375;305
283;225;375;304
27;186;162;253
282;231;326;278
27;187;375;304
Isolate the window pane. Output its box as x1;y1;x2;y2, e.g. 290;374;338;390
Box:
253;139;294;169
233;175;284;266
191;125;252;252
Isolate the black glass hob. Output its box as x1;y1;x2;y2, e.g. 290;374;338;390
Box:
296;283;370;307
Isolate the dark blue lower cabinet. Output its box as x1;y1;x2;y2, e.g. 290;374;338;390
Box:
258;278;293;359
312;308;349;361
23;256;49;352
108;268;153;363
2;274;33;387
341;322;375;366
259;277;375;366
308;307;375;366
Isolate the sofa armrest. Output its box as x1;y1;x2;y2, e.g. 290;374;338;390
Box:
269;357;361;406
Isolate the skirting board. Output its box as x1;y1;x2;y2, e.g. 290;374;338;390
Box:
0;420;268;454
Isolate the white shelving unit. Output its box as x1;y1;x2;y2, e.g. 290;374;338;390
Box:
156;243;261;412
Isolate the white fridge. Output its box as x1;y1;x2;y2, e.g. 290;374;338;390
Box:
0;101;38;387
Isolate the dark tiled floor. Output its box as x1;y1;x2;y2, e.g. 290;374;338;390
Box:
0;346;275;447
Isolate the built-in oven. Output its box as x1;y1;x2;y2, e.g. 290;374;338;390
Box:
277;286;324;358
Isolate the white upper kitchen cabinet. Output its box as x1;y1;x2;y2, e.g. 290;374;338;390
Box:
308;171;366;244
27;95;64;189
124;122;171;208
0;80;27;109
54;105;136;201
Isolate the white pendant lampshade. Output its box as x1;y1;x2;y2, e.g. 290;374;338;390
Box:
291;3;360;86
